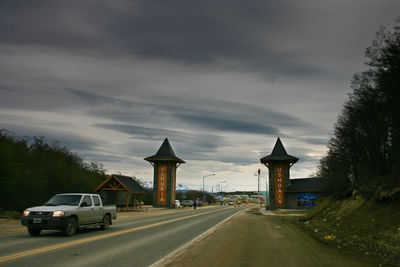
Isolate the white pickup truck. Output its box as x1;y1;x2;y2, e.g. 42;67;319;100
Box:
21;193;117;236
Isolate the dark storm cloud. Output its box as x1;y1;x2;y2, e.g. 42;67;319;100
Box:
301;137;329;146
96;123;182;140
0;120;101;152
175;114;279;135
96;123;226;154
171;133;227;156
51;136;100;152
0;1;283;57
66;88;320;136
0;0;357;79
165;98;325;136
0;85;13;92
0;1;115;51
65;88;143;109
2;0;399;180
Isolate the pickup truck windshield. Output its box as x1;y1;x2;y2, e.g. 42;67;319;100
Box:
45;195;82;206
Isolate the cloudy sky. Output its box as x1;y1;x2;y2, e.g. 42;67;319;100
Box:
1;1;399;191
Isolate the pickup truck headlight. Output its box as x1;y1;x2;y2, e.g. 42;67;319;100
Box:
23;210;30;216
52;211;65;217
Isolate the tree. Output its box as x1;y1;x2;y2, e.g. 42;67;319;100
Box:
0;131;107;211
318;18;400;197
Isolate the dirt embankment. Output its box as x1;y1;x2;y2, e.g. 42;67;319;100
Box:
298;196;400;266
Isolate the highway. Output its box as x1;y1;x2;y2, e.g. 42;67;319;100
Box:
0;205;247;266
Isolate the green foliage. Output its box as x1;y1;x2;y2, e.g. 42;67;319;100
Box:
0;130;107;211
0;211;22;220
318;19;400;199
141;191;153;205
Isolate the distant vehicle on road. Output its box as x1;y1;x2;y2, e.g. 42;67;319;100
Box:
182;200;194;207
174;200;182;208
21;193;117;236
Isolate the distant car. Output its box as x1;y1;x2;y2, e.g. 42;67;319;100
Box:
228;201;235;205
174;200;182;208
182;200;193;207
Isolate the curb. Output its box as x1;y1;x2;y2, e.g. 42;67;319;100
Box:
259;208;307;216
149;207;249;267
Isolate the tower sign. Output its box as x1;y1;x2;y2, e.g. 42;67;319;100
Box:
260;138;298;209
145;138;185;208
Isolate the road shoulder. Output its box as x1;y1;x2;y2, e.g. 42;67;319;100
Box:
160;207;379;267
150;206;247;267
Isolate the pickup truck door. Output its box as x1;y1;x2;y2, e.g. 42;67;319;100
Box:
78;195;93;225
92;195;104;223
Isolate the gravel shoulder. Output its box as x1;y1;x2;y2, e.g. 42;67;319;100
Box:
0;219;25;236
161;207;380;267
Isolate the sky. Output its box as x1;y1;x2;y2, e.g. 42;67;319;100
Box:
1;1;399;192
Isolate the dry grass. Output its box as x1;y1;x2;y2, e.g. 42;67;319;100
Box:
301;196;400;266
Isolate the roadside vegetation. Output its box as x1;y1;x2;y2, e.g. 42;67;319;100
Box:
306;19;400;266
0;130;107;211
317;19;400;200
300;196;400;266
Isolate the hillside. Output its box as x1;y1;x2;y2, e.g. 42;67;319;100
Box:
299;195;400;266
0;131;107;211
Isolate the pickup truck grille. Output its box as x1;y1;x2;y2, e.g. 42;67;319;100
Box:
30;211;53;216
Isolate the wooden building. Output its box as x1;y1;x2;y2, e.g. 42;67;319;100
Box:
285;177;327;208
260;138;327;209
94;174;147;210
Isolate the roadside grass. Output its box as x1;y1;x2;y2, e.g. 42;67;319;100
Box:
248;207;263;215
297;196;400;266
0;211;21;220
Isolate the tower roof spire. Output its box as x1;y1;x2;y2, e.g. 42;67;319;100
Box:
144;138;185;163
260;137;299;164
271;137;287;155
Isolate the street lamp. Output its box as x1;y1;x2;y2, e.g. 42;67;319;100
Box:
218;180;227;204
255;173;269;206
203;173;215;204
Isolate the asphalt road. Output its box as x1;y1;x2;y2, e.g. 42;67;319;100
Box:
0;205;247;266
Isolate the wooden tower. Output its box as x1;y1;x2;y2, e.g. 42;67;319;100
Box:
260;138;298;209
145;138;185;208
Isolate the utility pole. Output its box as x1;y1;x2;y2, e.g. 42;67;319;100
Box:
203;173;215;204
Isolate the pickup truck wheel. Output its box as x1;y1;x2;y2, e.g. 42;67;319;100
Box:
28;228;41;236
64;217;77;236
101;215;110;230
